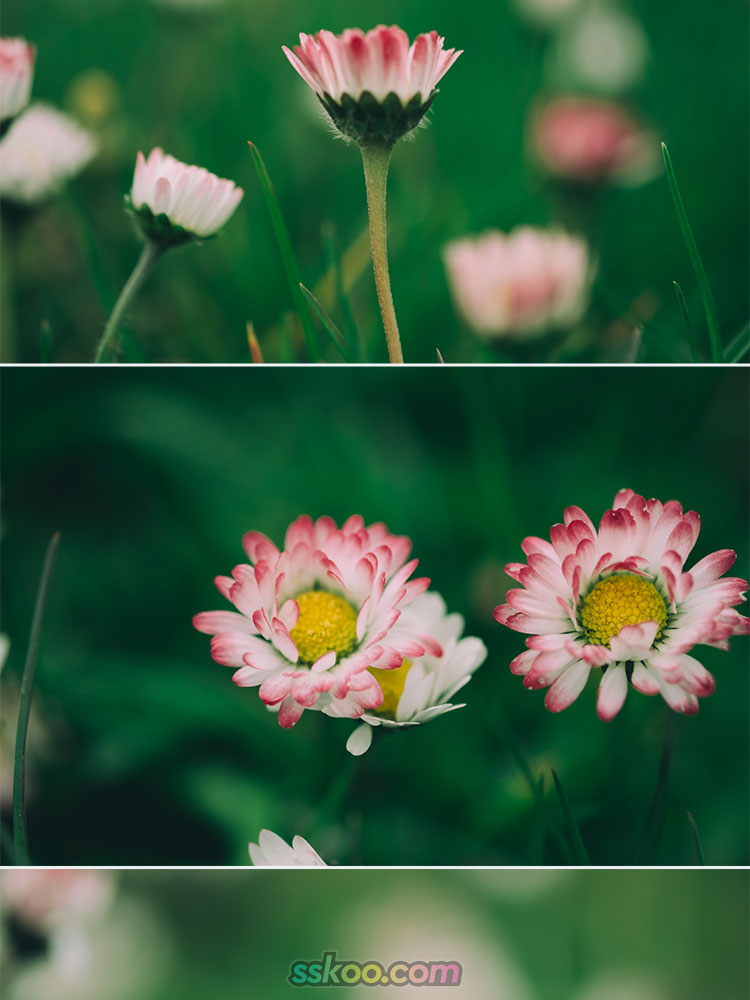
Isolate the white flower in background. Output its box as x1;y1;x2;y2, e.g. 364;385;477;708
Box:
129;147;243;242
248;829;327;867
511;0;584;29
444;227;593;339
0;103;96;204
327;592;487;756
341;887;534;1000
0;38;35;121
547;4;650;95
3;870;114;932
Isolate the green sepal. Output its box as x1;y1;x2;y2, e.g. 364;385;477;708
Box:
124;194;213;249
318;89;437;146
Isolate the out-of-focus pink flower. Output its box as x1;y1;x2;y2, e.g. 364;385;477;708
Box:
531;96;658;184
248;830;327;867
443;226;593;338
130;147;243;240
193;515;436;728
494;489;749;720
283;26;461;144
0;38;35;121
0;104;96;204
3;870;114;932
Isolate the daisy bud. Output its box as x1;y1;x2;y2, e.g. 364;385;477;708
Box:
283;26;461;363
283;26;461;146
443;227;593;339
0;38;35;123
530;96;659;185
0;103;96;205
128;147;243;247
248;830;327;867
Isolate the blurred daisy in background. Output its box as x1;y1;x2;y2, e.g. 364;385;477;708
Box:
0;103;97;204
444;227;593;340
330;592;487;756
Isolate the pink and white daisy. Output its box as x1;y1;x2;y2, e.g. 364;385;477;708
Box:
530;96;658;185
0;38;35;122
129;147;243;243
193;515;434;729
494;489;749;720
443;227;593;338
0;103;96;204
248;829;327;867
3;870;114;933
329;592;487;756
283;26;462;145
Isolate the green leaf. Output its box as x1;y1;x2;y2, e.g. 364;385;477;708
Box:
662;142;722;362
299;283;350;362
672;281;699;362
13;532;61;865
722;322;750;363
687;811;705;865
248;142;320;361
550;768;591;864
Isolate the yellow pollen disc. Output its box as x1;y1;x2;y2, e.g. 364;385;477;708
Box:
368;660;413;718
580;574;667;648
289;590;358;664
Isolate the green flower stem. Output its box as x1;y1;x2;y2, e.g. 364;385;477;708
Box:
94;239;163;363
360;142;403;364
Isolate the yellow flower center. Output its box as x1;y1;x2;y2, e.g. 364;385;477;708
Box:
368;660;413;718
289;590;358;664
580;574;667;648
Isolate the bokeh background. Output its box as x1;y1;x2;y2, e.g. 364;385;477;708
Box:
1;0;748;362
1;869;748;1000
1;365;748;865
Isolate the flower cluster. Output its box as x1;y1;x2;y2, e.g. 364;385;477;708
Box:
494;489;749;719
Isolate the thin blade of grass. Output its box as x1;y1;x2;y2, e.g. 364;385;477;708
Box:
672;281;699;362
322;221;360;361
246;322;264;363
299;284;350;361
686;811;705;865
13;532;61;865
637;711;677;864
723;322;750;363
527;774;546;864
436;348;445;363
40;320;52;363
661;143;722;362
247;142;320;362
550;767;590;864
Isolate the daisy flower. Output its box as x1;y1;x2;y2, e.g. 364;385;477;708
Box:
0;103;96;204
443;227;593;339
129;147;243;244
494;489;749;720
0;38;35;123
282;26;462;364
330;592;487;756
248;829;327;867
193;515;433;729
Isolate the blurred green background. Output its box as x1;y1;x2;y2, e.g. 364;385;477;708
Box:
1;0;748;362
1;365;748;865
3;869;750;999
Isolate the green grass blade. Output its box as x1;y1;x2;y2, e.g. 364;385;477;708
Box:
436;348;445;363
299;284;350;361
723;322;750;363
672;281;699;362
40;320;52;363
527;774;547;864
13;532;61;865
550;768;591;864
686;811;705;865
662;143;722;362
638;711;677;864
322;221;360;361
247;142;320;362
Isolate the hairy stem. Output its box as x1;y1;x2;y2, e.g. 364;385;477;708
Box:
360;143;403;364
95;239;163;363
